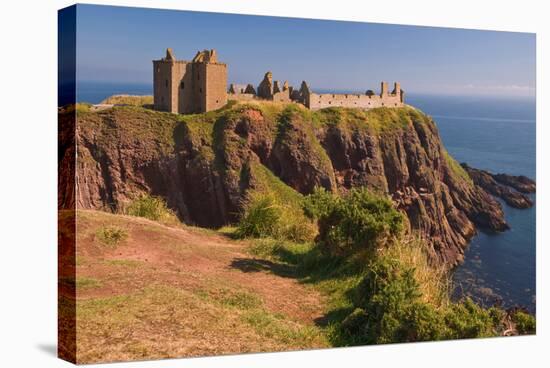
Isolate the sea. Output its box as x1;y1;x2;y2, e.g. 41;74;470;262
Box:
407;94;536;314
76;81;537;313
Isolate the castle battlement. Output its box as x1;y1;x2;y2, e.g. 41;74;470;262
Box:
153;48;404;114
305;82;404;110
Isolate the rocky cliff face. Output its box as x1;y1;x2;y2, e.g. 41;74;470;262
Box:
61;102;510;267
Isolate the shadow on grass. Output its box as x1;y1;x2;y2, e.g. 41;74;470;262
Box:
229;240;364;337
313;306;356;328
230;241;360;286
229;257;296;278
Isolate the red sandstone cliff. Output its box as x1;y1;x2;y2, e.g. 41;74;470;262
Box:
60;102;510;267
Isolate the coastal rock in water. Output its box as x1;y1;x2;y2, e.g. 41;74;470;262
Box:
64;103;509;267
461;164;534;209
493;173;536;194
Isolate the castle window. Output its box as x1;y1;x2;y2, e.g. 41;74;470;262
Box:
180;81;185;89
199;88;202;93
165;80;168;87
157;67;160;73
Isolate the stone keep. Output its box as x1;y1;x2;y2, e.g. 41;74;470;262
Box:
153;48;227;114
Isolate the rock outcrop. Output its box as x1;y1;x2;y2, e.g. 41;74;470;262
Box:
461;164;534;209
62;103;513;267
493;173;536;194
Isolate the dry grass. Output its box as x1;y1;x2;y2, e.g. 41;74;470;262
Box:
68;210;328;363
100;95;153;106
95;225;127;247
76;284;325;363
380;235;451;309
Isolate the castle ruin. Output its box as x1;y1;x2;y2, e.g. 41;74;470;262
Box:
153;48;227;114
154;48;404;114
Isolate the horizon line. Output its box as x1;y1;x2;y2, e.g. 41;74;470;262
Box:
75;80;536;100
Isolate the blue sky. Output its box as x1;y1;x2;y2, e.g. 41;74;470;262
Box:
74;4;536;97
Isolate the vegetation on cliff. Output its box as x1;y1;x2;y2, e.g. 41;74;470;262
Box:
69;99;508;266
61;98;535;358
125;194;180;225
240;188;535;345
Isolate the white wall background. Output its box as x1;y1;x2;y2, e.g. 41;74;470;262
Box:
0;0;547;367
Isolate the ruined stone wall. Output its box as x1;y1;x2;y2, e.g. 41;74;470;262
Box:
306;92;403;110
228;93;257;101
192;62;208;113
153;60;174;112
204;63;228;111
257;72;274;99
272;90;291;103
306;83;404;110
173;62;195;114
228;83;257;101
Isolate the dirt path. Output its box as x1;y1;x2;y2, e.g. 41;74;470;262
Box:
62;210;328;363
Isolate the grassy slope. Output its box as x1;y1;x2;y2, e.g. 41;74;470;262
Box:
75;99;473;251
64;210;327;363
68;101;494;359
77;106;180;158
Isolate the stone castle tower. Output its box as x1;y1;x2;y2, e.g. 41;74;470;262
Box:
153;48;227;114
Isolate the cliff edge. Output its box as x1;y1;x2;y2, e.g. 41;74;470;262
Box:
61;101;509;267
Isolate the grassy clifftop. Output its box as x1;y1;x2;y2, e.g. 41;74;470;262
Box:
78;97;428;132
100;94;153;106
71;97;507;267
63;98;533;361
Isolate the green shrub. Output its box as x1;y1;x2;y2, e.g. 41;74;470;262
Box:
399;302;446;342
340;308;369;337
235;192;316;242
443;298;496;339
96;225;127;247
242;181;536;345
341;253;502;344
313;188;404;256
347;256;446;344
125;194;179;224
354;258;421;310
235;193;282;239
302;186;336;220
512;310;536;334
